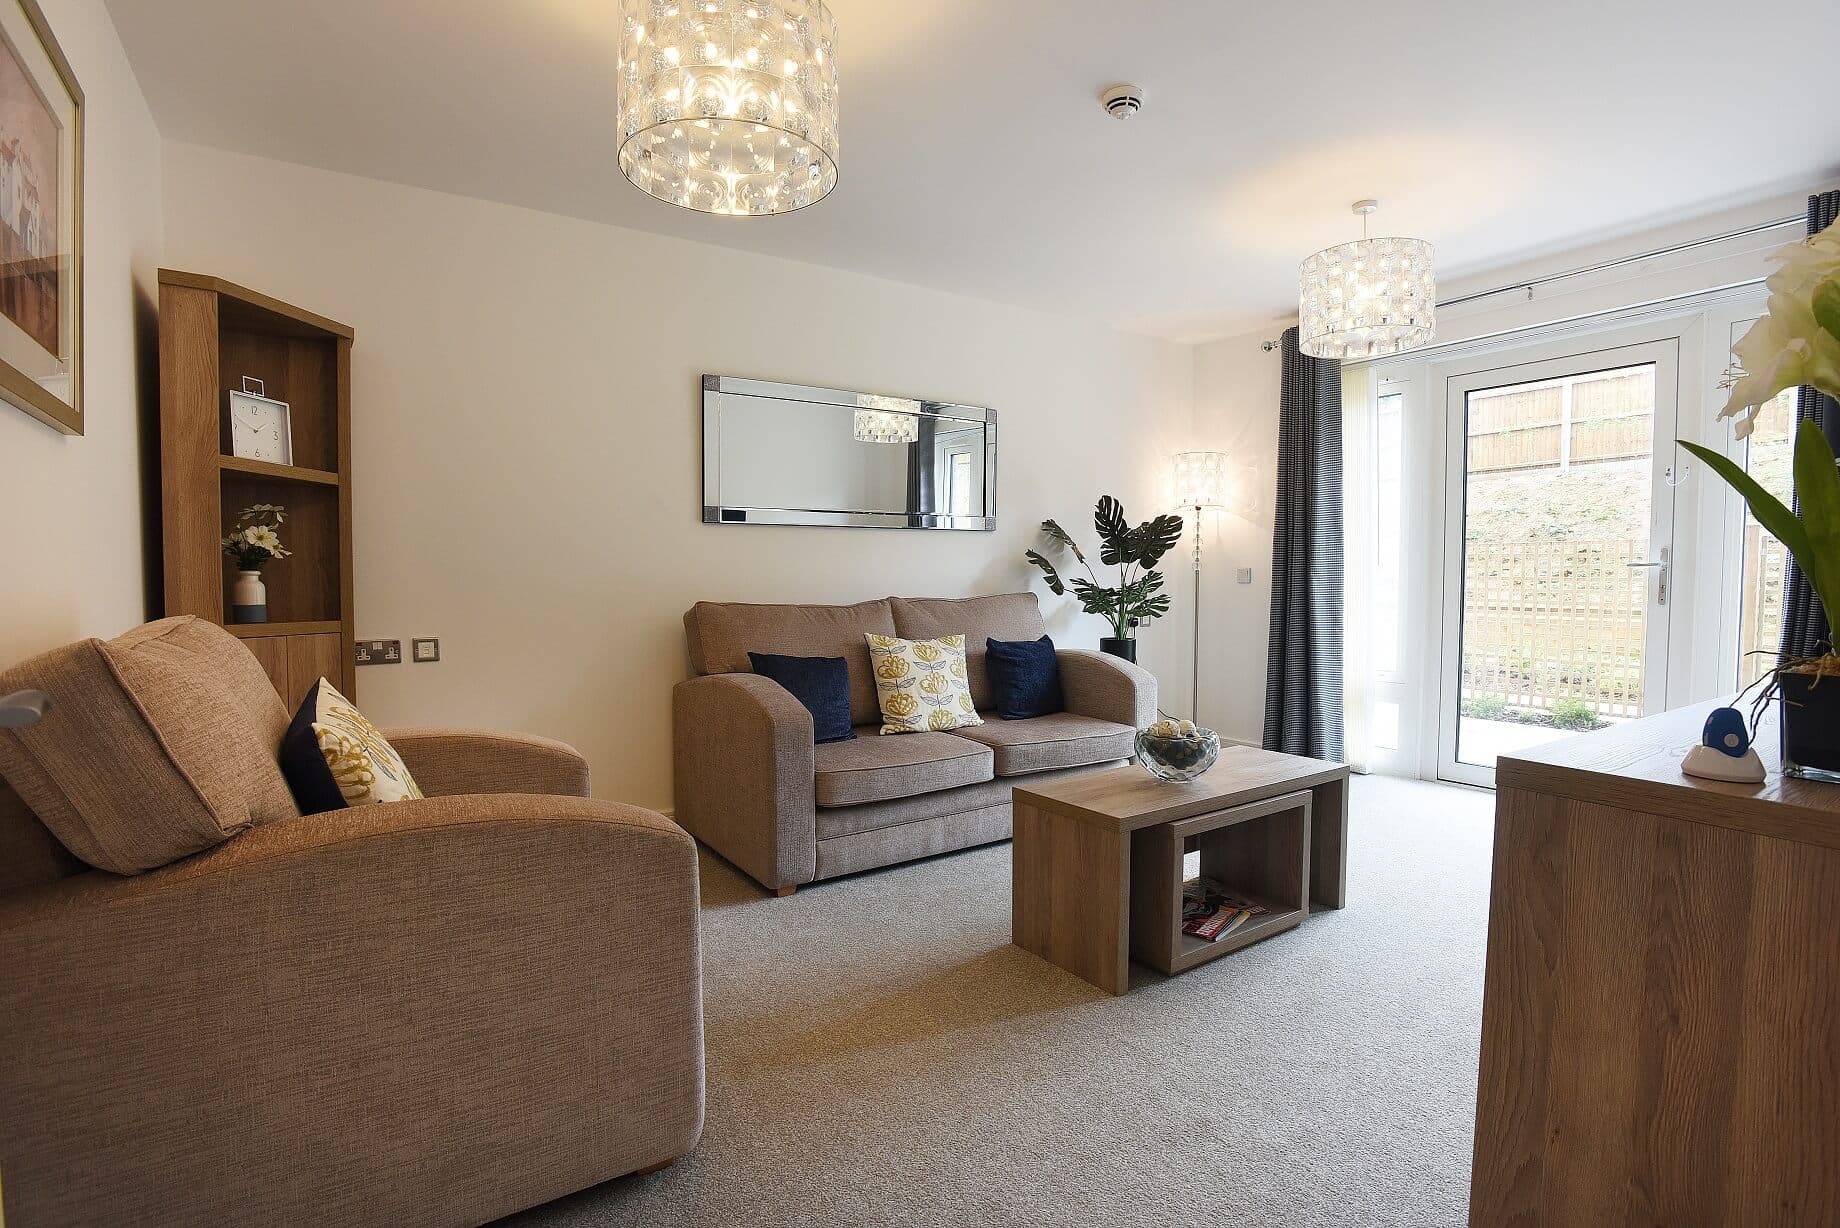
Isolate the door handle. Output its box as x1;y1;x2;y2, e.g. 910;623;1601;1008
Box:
1626;547;1670;605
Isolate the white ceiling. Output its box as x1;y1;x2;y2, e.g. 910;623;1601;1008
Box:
106;0;1840;341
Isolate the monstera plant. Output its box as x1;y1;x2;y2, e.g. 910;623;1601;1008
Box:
1026;496;1183;660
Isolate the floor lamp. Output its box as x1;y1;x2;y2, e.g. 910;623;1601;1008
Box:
1172;452;1230;726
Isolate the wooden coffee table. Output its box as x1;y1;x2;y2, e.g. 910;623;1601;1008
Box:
1010;747;1351;994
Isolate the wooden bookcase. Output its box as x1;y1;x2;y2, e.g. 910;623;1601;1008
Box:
158;270;356;707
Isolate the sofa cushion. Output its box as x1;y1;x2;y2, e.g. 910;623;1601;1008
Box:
889;593;1047;710
985;635;1065;720
281;678;425;814
685;599;896;726
950;712;1136;777
0;616;300;875
865;633;983;734
747;653;855;744
813;729;993;808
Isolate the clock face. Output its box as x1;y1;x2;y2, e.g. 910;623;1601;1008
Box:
230;395;291;465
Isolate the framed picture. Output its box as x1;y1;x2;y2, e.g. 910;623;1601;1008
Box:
0;0;80;434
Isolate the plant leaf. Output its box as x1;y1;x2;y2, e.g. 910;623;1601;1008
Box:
1025;548;1066;596
1040;518;1086;565
1068;576;1116;620
1095;496;1131;566
1130;514;1184;567
1679;438;1812;564
1790;417;1840;627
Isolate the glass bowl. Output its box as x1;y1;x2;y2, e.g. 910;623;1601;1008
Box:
1135;728;1221;782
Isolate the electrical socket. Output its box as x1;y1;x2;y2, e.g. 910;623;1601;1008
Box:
355;639;402;665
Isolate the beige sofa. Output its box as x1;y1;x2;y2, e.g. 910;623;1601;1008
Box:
674;593;1155;892
0;617;703;1226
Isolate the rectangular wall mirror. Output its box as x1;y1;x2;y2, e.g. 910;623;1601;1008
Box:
702;375;996;530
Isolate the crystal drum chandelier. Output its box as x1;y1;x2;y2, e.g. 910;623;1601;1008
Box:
853;407;919;445
617;0;840;216
1298;200;1435;360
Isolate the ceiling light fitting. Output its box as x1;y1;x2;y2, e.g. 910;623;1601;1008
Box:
1297;199;1436;360
617;0;840;216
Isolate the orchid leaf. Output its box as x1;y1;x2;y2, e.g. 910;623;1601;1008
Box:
1789;417;1840;627
1679;437;1811;562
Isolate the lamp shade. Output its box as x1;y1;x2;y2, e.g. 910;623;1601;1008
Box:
853;408;918;444
1172;451;1231;508
617;0;840;217
1298;234;1436;360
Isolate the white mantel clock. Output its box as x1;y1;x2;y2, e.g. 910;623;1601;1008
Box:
228;376;293;466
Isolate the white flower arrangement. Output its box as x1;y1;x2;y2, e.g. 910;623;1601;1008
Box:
1718;219;1840;436
222;503;292;570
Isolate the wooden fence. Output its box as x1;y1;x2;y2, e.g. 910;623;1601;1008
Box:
1461;538;1649;718
1467;367;1653;474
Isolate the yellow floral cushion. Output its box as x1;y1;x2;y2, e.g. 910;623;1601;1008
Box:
280;677;424;813
864;633;983;735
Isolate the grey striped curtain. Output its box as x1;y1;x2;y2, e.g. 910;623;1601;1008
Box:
1780;190;1840;660
1263;326;1345;761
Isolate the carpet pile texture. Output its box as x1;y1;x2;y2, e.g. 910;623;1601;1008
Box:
506;775;1491;1226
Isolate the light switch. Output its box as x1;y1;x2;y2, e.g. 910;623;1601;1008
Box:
411;638;441;663
1236;567;1253;585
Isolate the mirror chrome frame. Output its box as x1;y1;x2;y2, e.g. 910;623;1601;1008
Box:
701;374;997;530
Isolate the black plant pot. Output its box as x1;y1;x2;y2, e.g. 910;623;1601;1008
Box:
1099;637;1137;663
1778;670;1840;781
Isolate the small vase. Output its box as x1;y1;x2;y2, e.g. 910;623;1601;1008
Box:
1778;670;1840;782
1100;637;1137;663
231;569;268;625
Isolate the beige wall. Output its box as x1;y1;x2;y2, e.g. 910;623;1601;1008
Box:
1187;328;1286;745
0;0;162;667
160;142;1195;808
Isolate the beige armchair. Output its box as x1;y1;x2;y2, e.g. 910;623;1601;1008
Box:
0;619;703;1226
675;593;1156;893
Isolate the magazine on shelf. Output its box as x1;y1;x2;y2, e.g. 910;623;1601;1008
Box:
1181;876;1268;943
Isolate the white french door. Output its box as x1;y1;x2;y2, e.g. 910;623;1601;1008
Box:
1435;337;1682;786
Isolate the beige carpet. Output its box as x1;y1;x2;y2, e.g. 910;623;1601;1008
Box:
505;774;1491;1227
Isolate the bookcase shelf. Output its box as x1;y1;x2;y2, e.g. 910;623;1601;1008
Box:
218;456;342;487
159;270;356;706
226;621;342;639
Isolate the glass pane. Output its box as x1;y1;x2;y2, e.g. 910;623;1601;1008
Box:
1457;363;1656;768
1374;393;1404;676
1736;386;1797;687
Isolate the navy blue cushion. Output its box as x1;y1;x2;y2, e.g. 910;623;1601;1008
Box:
985;636;1064;720
280;677;353;815
748;652;856;744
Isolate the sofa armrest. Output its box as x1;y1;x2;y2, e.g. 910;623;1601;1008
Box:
384;727;591;798
1058;649;1157;728
0;793;703;1226
672;673;815;891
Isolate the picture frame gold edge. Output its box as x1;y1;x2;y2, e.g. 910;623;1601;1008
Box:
0;0;83;436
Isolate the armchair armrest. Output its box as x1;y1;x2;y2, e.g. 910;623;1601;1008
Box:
385;726;590;798
672;673;815;891
1058;649;1157;728
0;794;703;1225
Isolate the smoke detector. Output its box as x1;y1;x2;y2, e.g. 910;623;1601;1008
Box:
1099;84;1145;119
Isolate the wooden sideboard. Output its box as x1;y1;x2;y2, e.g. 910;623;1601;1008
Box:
1471;701;1840;1226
